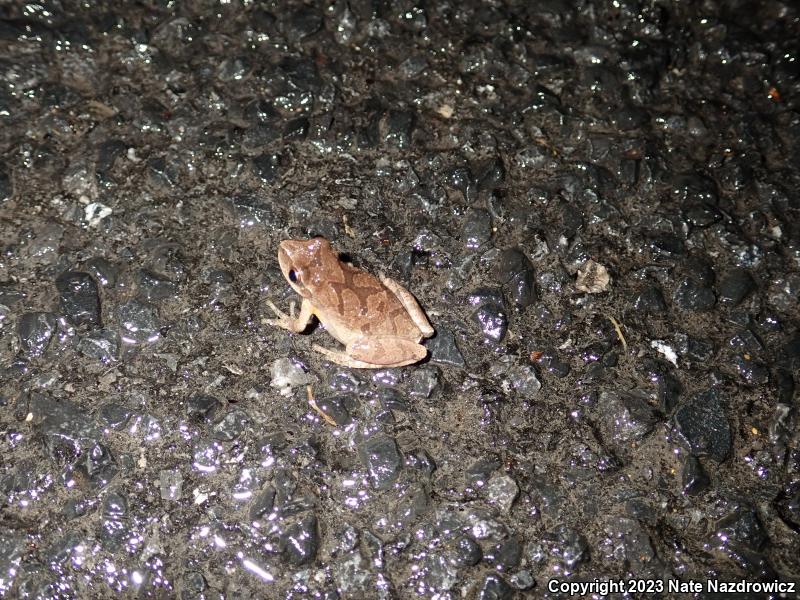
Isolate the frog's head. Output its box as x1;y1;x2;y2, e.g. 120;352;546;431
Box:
277;237;333;298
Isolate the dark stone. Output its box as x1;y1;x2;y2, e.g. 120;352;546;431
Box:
494;248;536;308
715;508;768;552
97;403;131;430
147;156;178;188
284;7;323;42
640;359;681;413
471;303;508;342
408;366;441;398
137;269;177;302
252;152;283;182
187;395;222;422
359;435;402;490
77;329;119;363
117;300;161;344
445;166;476;202
681;456;709;495
426;329;465;367
467;287;505;307
478;157;506;194
249;486;276;520
103;491;128;518
56;271;101;327
648;232;685;257
0;164;12;202
718;269;756;306
447;536;482;567
597;391;659;458
17;312;57;357
672;279;716;311
535;350;571;378
485;538;522;571
242;125;281;154
733;354;769;385
682;255;715;285
612;106;650;130
211;409;251;441
0;282;24;305
478;574;513;600
314;394;353;426
673;389;731;462
281;514;318;565
465;457;500;487
84;257;118;287
283;117;309;140
634;285;667;313
674;333;715;363
462;208;492;249
378;109;415;149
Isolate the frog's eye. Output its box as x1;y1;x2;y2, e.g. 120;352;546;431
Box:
289;269;299;283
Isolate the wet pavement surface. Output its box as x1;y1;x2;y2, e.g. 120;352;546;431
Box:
1;0;800;598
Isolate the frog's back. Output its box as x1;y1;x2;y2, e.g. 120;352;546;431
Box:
315;263;420;341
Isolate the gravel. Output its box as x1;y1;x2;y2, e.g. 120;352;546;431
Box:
2;0;800;598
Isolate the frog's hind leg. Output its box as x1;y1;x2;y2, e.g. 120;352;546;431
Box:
312;335;428;369
311;344;384;369
379;275;435;338
353;335;428;367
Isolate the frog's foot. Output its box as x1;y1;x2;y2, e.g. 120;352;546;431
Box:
265;299;297;331
312;344;383;369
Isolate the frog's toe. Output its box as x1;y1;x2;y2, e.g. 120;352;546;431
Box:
266;299;288;318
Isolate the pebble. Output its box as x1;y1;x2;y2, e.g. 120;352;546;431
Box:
117;300;161;345
634;285;667;313
597;391;659;459
484;475;519;512
270;358;315;395
0;164;12;202
469;288;508;342
186;394;222;422
477;573;513;600
717;268;756;306
211;409;251;442
494;248;536;308
76;329;119;363
159;469;183;501
17;312;57;357
137;269;177;302
673;389;731;462
359;435;402;490
446;536;482;567
56;271;101;328
714;506;768;553
681;455;710;496
575;259;611;293
426;328;465;367
672;278;716;311
408;366;441;398
462;208;492;249
84;257;118;287
279;514;320;569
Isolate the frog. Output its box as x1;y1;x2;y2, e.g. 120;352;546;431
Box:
266;237;435;368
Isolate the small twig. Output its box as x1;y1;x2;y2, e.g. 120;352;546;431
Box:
307;385;337;427
606;314;628;354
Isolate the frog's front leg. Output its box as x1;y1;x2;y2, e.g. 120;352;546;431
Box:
313;335;428;368
266;297;315;333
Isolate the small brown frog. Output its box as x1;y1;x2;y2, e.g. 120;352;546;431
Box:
266;237;435;368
